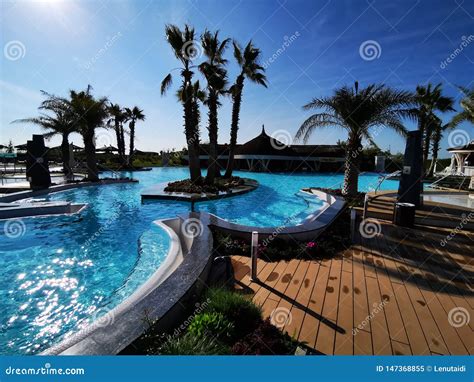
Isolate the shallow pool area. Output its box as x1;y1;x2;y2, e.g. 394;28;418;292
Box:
0;168;399;354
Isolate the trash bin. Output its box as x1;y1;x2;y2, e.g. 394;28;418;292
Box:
393;202;416;227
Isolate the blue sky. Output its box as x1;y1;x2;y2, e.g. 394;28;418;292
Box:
1;0;473;157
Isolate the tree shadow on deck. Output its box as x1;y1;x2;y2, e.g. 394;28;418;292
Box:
251;279;346;334
355;222;473;296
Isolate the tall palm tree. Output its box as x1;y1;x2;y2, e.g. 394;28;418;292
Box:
413;83;454;165
107;103;127;165
224;41;267;178
199;30;230;184
67;85;109;181
426;115;451;177
124;106;145;165
13;91;76;178
450;85;474;127
161;24;202;182
295;82;413;197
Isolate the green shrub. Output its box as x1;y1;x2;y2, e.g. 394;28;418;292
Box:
159;332;230;355
204;288;263;338
188;312;235;342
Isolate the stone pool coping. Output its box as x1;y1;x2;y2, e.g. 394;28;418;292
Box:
42;213;214;355
0;178;137;203
140;178;258;202
205;188;346;241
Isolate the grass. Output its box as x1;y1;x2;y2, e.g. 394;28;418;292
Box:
147;288;298;355
159;332;231;355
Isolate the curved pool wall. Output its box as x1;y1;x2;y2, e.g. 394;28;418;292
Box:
44;214;214;355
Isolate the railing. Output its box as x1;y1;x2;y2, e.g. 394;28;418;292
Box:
374;170;401;194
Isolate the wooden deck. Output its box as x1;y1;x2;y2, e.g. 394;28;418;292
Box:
231;221;473;355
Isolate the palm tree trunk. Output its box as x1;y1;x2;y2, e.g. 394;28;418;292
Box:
206;90;219;184
83;130;99;181
128;120;135;167
119;123;126;165
183;72;202;182
114;122;121;158
225;76;244;178
342;134;361;197
427;129;441;178
422;126;431;165
60;134;72;179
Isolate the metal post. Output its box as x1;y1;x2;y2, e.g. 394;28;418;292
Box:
362;194;369;220
250;231;258;282
350;209;357;243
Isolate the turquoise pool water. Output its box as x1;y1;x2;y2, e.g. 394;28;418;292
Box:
0;168;399;354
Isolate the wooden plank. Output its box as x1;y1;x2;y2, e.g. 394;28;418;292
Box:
315;257;342;354
352;247;373;355
285;261;320;339
299;258;331;351
334;269;354;355
365;276;392;354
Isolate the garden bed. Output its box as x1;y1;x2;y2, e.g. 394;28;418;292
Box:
142;288;299;355
164;176;246;194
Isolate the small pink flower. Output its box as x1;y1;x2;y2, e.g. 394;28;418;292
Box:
306;242;316;248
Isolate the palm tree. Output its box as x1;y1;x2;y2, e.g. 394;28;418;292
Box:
426;115;451;177
67;85;109;181
450;85;474;127
124;106;145;166
224;41;267;178
199;30;230;184
13;91;76;178
161;24;202;182
413;83;454;165
107;103;127;165
295;82;413;197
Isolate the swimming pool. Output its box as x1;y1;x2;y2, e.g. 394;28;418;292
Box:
0;168;399;354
